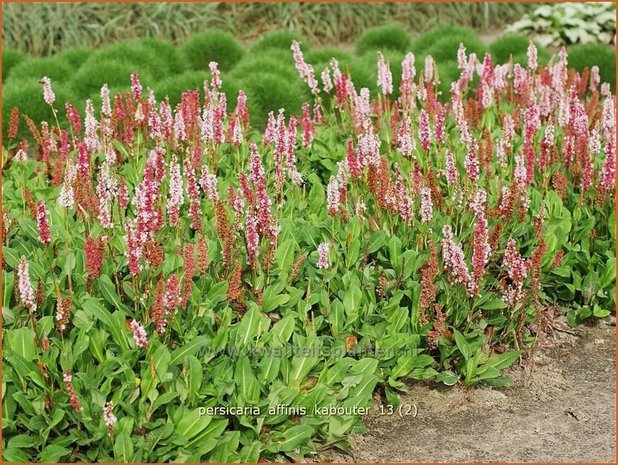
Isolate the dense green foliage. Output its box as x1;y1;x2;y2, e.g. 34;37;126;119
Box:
355;25;412;54
182;31;244;72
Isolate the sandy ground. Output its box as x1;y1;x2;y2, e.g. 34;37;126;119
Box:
321;318;616;463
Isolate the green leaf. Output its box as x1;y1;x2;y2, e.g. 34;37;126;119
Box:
454;330;472;361
38;444;71;463
170;336;209;365
240;440;262;463
235;354;260;403
275;238;297;272
99;275;128;312
176;408;212;440
485;350;521;370
236;307;268;347
82;298;129;353
2;246;20;268
270;316;295;344
479;298;508;310
113;431;134;463
265;425;314;453
10;327;37;361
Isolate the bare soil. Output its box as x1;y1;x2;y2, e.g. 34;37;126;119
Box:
322;318;616;463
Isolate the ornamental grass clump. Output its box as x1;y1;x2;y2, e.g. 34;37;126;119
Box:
1;37;615;462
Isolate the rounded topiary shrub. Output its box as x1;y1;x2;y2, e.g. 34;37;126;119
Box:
489;33;533;64
132;38;186;75
510;48;551;68
239;72;305;130
155;71;210;107
56;47;91;70
2;48;27;82
567;43;616;91
412;25;479;55
220;75;244;112
182;30;244;72
91;42;169;80
3;80;75;142
230;49;299;83
70;59;154;98
423;33;486;65
305;48;353;70
251;30;308;53
355;25;412;55
436;60;460;101
9;56;73;86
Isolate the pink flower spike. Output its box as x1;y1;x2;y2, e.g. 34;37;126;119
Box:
317;242;331;270
36;201;51;245
130;320;148;349
40;76;55;106
18;256;37;312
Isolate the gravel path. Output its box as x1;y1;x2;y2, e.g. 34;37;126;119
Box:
322;319;616;463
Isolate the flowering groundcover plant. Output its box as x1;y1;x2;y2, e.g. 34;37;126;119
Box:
1;39;615;462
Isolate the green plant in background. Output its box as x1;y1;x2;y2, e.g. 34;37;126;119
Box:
508;2;616;47
305;48;353;70
90;42;170;80
2;48;26;81
489;33;535;63
355;25;412;54
412;25;480;55
230;49;300;83
55;47;91;69
182;30;244;72
567;43;616;92
250;30;308;53
422;33;486;64
2;81;74;141
154;71;210;107
239;71;306;129
129;37;188;76
9;55;73;85
69;59;154;99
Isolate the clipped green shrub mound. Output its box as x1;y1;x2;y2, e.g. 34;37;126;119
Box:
133;37;187;75
251;30;308;53
567;43;616;91
239;72;305;129
436;60;460;100
356;25;412;54
70;59;153;98
3;81;75;141
182;30;244;72
230;49;300;84
9;55;73;86
91;42;169;80
2;49;26;82
56;47;91;70
423;34;486;64
412;25;479;54
221;75;244;103
489;33;533;64
155;71;210;107
305;47;353;69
